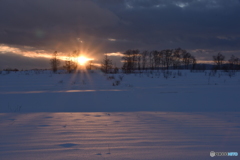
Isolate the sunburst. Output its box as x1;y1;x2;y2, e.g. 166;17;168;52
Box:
77;56;92;66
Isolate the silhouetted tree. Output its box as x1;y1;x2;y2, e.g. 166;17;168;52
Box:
162;49;173;70
213;53;225;70
228;55;240;70
172;48;182;69
137;53;141;71
50;51;60;73
141;50;148;71
149;51;155;70
63;60;77;73
63;51;78;73
101;55;113;73
152;50;161;70
121;48;197;72
132;49;139;70
122;49;139;73
182;51;192;69
190;56;197;70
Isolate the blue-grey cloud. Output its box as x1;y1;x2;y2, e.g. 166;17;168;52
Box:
0;0;240;68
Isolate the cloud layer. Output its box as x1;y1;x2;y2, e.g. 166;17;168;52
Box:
0;0;240;69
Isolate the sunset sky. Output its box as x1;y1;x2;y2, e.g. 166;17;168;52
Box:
0;0;240;69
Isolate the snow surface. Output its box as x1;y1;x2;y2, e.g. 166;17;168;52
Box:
1;112;240;160
0;70;240;159
0;70;240;112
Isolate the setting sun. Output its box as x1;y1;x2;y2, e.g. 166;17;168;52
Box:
77;56;92;65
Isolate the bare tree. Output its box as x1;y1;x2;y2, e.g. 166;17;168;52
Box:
63;60;77;73
152;50;161;70
63;51;78;73
182;51;192;69
136;53;141;71
121;48;197;72
101;55;113;73
172;48;182;69
228;55;240;70
213;53;225;70
122;49;139;73
190;56;197;70
162;49;173;70
132;50;139;70
50;51;60;73
141;50;148;71
149;51;155;70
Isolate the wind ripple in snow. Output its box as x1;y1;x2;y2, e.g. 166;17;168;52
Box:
0;112;239;160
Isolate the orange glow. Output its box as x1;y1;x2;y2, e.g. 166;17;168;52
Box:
0;44;100;66
77;56;93;65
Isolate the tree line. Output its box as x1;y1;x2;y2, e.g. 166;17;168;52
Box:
213;53;240;70
101;48;196;73
101;49;240;74
121;48;196;73
48;49;240;74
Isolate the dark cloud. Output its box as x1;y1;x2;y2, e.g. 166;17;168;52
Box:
0;0;119;51
0;0;240;68
92;0;240;53
0;0;119;29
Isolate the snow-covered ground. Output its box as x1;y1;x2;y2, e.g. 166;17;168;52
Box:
1;112;240;160
0;70;240;159
0;70;239;112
